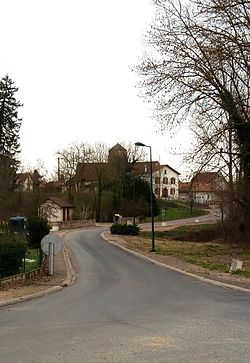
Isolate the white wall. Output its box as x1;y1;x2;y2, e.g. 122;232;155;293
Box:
153;166;179;199
40;201;63;222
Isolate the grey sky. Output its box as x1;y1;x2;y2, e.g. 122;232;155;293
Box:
0;0;191;177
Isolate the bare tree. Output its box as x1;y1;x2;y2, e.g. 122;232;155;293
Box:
57;142;94;201
137;0;250;227
86;142;110;222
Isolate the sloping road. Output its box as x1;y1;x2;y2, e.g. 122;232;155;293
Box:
1;227;250;363
141;210;220;230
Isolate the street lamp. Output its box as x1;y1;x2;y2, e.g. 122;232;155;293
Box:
135;142;156;252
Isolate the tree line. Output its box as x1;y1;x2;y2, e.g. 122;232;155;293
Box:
0;76;156;222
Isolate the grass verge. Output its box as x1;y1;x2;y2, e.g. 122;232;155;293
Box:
21;248;40;273
119;224;250;276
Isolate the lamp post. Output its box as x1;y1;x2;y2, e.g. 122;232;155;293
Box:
135;142;156;252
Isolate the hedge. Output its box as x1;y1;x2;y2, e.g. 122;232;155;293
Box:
110;223;140;236
0;233;28;278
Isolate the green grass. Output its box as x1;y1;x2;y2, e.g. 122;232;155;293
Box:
231;270;250;278
155;243;231;272
146;200;208;223
141;223;221;242
155;245;230;272
201;262;228;272
162;207;208;221
124;227;250;275
185;256;199;264
20;248;40;273
151;208;208;223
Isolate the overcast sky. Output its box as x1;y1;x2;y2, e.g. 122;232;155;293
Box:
1;0;192;178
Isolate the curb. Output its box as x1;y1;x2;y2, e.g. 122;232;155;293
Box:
101;232;250;294
0;235;76;308
60;246;76;287
0;285;63;307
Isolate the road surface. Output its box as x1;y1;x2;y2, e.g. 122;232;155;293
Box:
1;227;250;362
141;210;220;230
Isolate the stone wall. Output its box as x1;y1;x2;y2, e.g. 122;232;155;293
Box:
52;219;96;230
0;268;42;286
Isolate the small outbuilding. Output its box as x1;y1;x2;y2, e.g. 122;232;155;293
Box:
39;197;74;223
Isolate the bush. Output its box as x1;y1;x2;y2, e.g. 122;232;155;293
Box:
110;223;140;236
26;216;51;248
0;233;27;278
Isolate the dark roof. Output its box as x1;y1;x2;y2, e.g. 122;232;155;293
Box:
133;161;161;175
109;143;127;153
192;172;218;183
16;172;32;182
42;197;74;208
161;164;181;175
191;172;222;192
133;162;180;176
179;182;191;193
75;163;107;182
17;171;42;185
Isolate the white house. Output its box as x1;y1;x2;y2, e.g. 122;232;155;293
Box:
40;197;74;223
153;164;180;199
179;172;227;205
134;161;180;200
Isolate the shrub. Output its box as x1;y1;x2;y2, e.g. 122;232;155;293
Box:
25;216;51;266
110;223;140;235
26;216;51;248
0;233;27;278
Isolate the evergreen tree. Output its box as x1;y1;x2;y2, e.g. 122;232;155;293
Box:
0;74;22;157
0;75;23;219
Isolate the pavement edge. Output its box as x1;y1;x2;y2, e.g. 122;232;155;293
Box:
0;232;76;308
101;231;250;293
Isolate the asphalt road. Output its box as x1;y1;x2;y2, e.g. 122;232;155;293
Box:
1;227;250;363
141;211;220;230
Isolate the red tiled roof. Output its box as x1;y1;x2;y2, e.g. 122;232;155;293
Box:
191;172;222;192
179;182;191;193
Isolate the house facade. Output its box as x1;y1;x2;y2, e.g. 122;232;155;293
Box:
153;164;180;199
40;197;74;223
179;172;227;205
134;161;180;199
16;170;42;192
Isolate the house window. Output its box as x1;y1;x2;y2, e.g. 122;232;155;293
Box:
163;177;168;184
170;188;175;196
170;177;176;184
164;170;167;174
155;187;160;196
155;177;160;184
162;188;168;198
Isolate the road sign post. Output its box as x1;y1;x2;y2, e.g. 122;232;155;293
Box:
41;234;63;276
